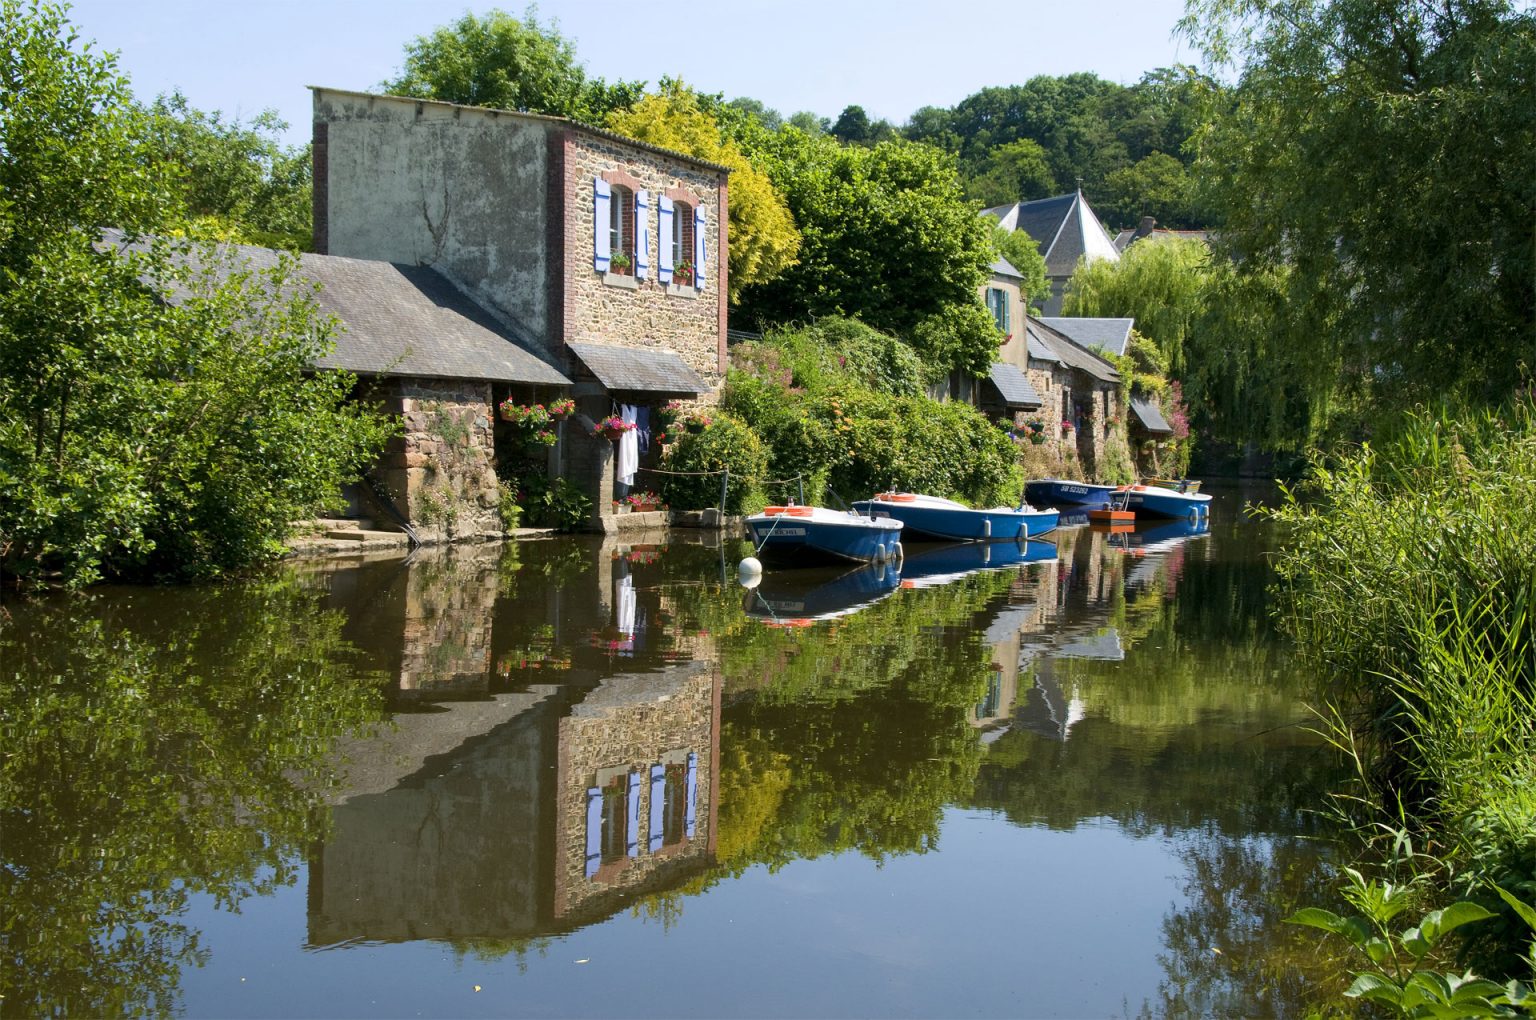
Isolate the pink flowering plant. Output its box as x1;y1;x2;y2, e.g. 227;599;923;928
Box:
499;400;552;427
622;491;665;510
548;397;576;417
593;415;635;437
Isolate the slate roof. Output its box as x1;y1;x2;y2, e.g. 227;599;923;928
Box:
98;230;570;385
987;362;1043;409
1024;317;1121;384
984;191;1119;279
1038;317;1135;358
1113;226;1213;252
989;256;1024;280
567;342;708;396
1130;396;1174;435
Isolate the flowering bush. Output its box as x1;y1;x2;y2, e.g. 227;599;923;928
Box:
548;397;575;417
621;490;665;510
593;415;635;437
685;413;713;433
499;400;552;427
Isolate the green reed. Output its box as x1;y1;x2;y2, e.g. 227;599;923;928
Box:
1262;397;1536;979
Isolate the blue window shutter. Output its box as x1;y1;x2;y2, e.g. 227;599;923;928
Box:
584;787;603;877
593;178;611;272
685;751;698;838
648;764;664;853
693;204;707;288
634;189;650;280
625;770;641;857
658;197;674;283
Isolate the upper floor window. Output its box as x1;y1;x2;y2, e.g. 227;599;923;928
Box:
986;287;1011;334
659;191;706;290
671;201;695;283
594;174;649;281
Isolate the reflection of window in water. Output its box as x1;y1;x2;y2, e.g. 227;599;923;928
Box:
977;668;1003;718
663;762;689;846
586;769;639;876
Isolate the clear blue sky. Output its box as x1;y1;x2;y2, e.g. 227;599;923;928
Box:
64;0;1198;147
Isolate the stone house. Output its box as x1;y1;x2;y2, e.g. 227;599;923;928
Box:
1023;316;1123;477
310;87;731;531
984;189;1120;315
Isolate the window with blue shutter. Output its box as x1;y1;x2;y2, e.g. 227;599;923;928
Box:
593;178;611;272
647;764;665;853
634;189;650;280
693;205;707;288
658;197;674;284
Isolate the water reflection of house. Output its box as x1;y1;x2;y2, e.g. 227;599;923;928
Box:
301;546;720;945
310;662;719;944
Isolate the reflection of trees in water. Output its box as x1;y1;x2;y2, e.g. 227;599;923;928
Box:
1147;833;1344;1018
0;577;386;1018
712;569;1025;870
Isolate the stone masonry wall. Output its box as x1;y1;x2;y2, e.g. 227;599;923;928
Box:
372;377;501;542
552;665;718;919
564;133;728;391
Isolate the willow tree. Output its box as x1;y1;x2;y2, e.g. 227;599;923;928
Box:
1181;0;1536;408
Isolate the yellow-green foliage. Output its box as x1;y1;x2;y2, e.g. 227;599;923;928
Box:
606;81;800;303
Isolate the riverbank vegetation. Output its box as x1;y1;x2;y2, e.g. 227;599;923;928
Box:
1265;402;1536;983
0;1;395;589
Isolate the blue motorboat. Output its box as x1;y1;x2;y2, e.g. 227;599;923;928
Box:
851;492;1058;542
1117;483;1213;520
744;504;903;566
1024;478;1116;507
898;539;1058;588
744;561;901;626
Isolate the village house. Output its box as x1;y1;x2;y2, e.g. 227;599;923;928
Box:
978;256;1044;422
308;87;731;535
1023;316;1123;477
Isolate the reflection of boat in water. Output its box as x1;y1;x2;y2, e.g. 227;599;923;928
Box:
852;492;1058;541
898;540;1057;589
744;560;902;626
1108;516;1211;555
1056;508;1092;529
744;505;903;566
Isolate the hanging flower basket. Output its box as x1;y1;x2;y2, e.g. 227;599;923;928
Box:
548;397;575;419
594;415;635;440
499;400;552;427
685;414;712;434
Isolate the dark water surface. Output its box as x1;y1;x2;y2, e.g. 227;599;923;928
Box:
2;490;1343;1018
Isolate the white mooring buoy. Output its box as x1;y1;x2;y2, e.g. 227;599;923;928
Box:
737;556;763;588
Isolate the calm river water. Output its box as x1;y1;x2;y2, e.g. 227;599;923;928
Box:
2;487;1344;1018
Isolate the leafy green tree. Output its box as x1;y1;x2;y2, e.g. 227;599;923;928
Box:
1099;152;1196;230
0;1;395;586
1064;235;1209;374
1181;0;1536;407
737;129;994;337
831;103;872;144
146;91;312;247
381;7;643;123
965;137;1056;206
604;80;800;304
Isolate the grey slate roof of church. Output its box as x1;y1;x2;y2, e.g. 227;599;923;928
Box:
984;191;1120;279
566;342;708;396
99;229;570;386
1038;317;1135;357
987;362;1043;409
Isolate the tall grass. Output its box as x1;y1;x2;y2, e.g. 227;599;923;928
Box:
1263;398;1536;975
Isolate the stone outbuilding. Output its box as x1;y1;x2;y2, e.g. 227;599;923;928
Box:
1023;317;1124;478
310;87;732;530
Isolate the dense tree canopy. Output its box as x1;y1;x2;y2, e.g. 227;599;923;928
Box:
735;129;994;338
0;1;394;586
1182;0;1536;408
380;7;643;123
145;91;312;248
604;81;801;304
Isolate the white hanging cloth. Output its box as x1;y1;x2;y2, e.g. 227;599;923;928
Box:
617;403;639;486
616;572;636;637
